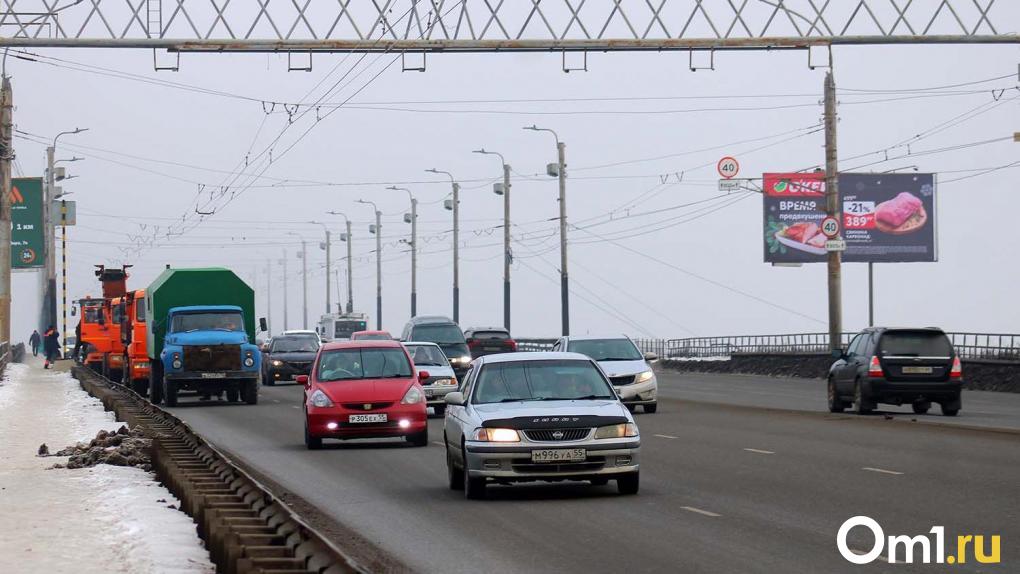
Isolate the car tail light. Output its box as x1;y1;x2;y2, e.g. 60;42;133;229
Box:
868;356;884;378
467;339;480;348
950;357;963;379
506;339;517;351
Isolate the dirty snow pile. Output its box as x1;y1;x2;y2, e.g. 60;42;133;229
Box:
0;361;214;574
42;425;153;470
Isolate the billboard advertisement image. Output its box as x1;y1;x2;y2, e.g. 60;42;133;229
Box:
10;177;45;269
762;172;828;264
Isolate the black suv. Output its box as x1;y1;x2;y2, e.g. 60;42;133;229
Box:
262;334;320;386
828;327;963;416
463;327;517;358
400;316;470;378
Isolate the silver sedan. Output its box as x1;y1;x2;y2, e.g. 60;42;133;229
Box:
443;352;641;499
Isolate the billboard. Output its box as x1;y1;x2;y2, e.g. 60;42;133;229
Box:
763;172;937;264
11;177;44;269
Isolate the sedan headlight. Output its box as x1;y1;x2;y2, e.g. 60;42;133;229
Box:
271;360;283;367
635;370;655;384
433;378;456;386
594;423;639;439
401;386;424;405
472;428;520;442
309;389;333;408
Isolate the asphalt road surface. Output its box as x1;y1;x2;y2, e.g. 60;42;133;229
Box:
168;381;1018;574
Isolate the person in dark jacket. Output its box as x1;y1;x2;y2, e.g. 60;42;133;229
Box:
29;330;41;356
43;326;60;369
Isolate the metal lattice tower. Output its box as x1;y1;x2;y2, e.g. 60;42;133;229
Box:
0;1;1014;51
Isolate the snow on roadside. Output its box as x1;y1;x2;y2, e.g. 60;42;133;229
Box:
0;361;214;574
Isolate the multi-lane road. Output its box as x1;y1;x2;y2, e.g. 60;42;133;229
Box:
168;370;1018;573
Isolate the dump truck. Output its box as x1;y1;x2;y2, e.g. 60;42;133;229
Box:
116;289;150;396
145;267;265;407
78;265;130;378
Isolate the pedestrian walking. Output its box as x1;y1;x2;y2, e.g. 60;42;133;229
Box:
29;329;41;357
43;326;60;369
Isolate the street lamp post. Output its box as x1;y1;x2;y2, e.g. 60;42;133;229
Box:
309;221;332;316
387;186;417;317
426;168;460;323
42;127;87;332
327;211;354;314
53;156;81;347
524;125;569;336
286;232;308;329
280;248;289;331
356;200;383;330
473;148;512;331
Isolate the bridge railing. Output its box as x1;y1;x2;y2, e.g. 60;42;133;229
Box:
516;339;557;352
0;341;9;375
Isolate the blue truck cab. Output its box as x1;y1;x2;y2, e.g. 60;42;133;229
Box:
157;305;262;406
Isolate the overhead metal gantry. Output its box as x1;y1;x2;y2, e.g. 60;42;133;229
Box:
0;0;1015;52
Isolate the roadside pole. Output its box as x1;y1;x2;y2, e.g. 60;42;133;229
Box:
301;240;307;329
453;181;460;324
281;249;288;331
266;263;272;336
61;200;67;346
345;219;353;313
324;230;331;315
0;76;12;345
375;209;382;330
42;144;55;331
824;70;843;351
503;162;511;332
557;140;569;336
868;262;874;327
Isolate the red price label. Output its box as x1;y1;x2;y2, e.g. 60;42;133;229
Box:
844;213;875;230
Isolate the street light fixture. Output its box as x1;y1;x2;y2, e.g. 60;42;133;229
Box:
523;125;570;336
356;200;383;330
473;148;512;331
387;186;418;317
426;168;460;323
326;211;354;314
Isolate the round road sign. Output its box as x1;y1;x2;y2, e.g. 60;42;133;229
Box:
717;156;739;179
821;216;840;239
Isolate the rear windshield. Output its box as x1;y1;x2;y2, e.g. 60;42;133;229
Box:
567;338;642;361
472;359;615;404
355;333;391;341
317;348;413;381
405;345;450;367
470;330;509;340
412;324;466;345
879;331;953;357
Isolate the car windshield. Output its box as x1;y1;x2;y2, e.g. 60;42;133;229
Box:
472;360;615;404
82;305;102;324
317;347;413;381
405;345;450;367
355;333;391;341
470;330;509;340
879;331;953;357
171;312;244;333
567;338;642;361
271;337;319;353
413;324;465;345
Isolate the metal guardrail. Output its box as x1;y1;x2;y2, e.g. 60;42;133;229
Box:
515;339;558;352
0;341;8;375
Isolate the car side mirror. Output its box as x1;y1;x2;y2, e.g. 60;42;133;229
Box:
643;352;658;362
444;392;464;406
71;307;77;317
418;370;430;381
832;348;845;360
296;375;309;386
258;317;268;333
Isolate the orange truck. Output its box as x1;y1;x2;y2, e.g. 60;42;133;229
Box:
116;289;150;395
77;265;130;379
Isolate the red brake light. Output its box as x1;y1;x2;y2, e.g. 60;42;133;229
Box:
868;356;884;378
950;356;963;378
467;340;480;347
507;339;517;351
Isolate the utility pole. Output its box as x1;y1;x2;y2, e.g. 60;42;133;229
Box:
345;219;353;313
388;186;417;317
427;169;460;323
0;76;12;346
474;149;512;331
868;262;874;327
266;263;272;336
357;199;383;330
288;233;307;329
525;126;569;335
61;200;68;345
42;128;87;332
824;71;843;351
281;249;288;331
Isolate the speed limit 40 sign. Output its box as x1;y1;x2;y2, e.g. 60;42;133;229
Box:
821;216;840;239
717;156;739;179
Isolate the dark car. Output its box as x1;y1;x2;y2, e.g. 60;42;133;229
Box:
828;327;963;416
464;327;517;358
400;316;471;378
263;334;320;386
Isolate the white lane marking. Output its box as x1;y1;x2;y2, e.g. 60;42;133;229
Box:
743;448;775;455
292;406;300;409
681;506;722;518
653;434;679;439
432;441;446;447
862;467;903;476
851;549;897;563
273;400;281;403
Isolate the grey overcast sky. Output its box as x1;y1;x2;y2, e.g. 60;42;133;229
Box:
7;2;1019;341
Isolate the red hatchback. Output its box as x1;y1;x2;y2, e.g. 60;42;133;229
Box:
299;340;429;449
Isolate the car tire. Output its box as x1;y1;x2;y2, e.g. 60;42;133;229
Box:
463;442;486;500
853;381;873;415
912;401;931;415
433;404;446;417
625;404;636;413
164;379;178;407
941;403;960;417
149;363;164;405
131;379;148;397
406;429;428;447
241;380;258;405
226;388;240;402
827;378;846;413
446;441;464;491
264;375;276;387
304;418;323;450
617;471;640;495
590;477;609;486
644;403;658;414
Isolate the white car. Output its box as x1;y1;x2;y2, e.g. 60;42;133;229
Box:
403;341;459;416
443;352;640;499
552;335;658;413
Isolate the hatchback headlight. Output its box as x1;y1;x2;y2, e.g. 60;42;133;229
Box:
595;423;639;439
635;370;654;384
434;378;455;386
472;428;520;442
309;389;333;408
271;360;283;367
401;386;424;405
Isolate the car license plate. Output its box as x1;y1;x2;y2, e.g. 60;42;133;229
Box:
348;414;387;424
200;372;226;379
902;366;933;374
484;347;502;352
531;449;586;463
424;388;434;397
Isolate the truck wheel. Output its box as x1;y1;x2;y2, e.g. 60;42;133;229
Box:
101;358;110;380
131;379;148;397
226;388;240;402
164;379;178;407
241;380;259;405
149;363;164;405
